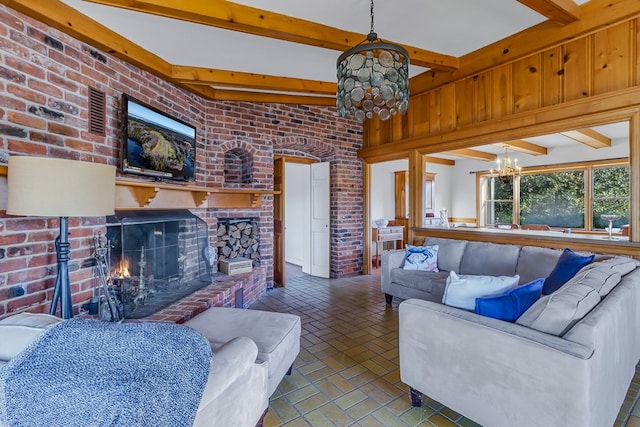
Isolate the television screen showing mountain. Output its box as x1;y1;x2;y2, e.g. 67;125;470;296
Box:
123;95;196;181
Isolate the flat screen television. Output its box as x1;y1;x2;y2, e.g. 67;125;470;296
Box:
121;94;196;181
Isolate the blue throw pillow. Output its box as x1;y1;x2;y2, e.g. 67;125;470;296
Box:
542;248;595;295
474;278;544;322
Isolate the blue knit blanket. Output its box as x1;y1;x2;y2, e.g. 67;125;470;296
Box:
0;319;212;427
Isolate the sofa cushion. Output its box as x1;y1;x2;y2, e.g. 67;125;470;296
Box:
390;269;450;294
425;237;467;273
566;265;622;297
459;241;521;277
516;282;601;336
403;244;439;272
442;271;520;311
0;313;61;362
515;246;562;284
542;248;595;295
581;256;639;277
474;278;544;322
186;308;301;397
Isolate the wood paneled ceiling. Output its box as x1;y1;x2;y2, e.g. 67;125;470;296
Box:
3;0;593;105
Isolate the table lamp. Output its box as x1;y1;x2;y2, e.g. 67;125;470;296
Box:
6;156;116;319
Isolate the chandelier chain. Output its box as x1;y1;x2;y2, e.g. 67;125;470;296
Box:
370;0;375;34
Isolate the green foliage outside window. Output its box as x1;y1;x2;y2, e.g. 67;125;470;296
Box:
483;164;629;230
520;171;585;228
592;166;629;229
484;178;513;224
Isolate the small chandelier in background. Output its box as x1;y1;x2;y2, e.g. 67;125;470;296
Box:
491;145;521;184
336;0;409;122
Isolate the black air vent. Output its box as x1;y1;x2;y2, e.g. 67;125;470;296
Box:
88;86;106;136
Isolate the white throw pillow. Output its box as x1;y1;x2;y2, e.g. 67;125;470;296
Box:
442;271;520;311
403;245;439;272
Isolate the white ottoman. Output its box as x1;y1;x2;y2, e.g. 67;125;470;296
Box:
186;308;301;396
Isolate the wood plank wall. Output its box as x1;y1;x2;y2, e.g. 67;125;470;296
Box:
362;19;639;151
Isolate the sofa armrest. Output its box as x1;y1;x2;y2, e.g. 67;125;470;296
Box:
199;336;262;405
381;249;406;293
399;298;595;427
0;313;61;362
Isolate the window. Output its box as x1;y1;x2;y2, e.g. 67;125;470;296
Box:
592;166;629;229
483;177;513;225
520;171;585;228
480;161;629;230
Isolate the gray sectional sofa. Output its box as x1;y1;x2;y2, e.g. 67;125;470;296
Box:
383;237;640;427
382;237;565;305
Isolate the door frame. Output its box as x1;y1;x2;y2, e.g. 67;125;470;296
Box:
273;156;317;286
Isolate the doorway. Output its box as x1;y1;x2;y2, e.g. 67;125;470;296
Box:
273;157;330;286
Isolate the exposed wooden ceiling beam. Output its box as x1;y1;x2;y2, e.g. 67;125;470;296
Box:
495;140;548;155
425;156;455;166
84;0;459;71
443;149;497;162
183;84;336;106
517;0;581;25
171;66;336;95
411;0;640;95
560;128;611;148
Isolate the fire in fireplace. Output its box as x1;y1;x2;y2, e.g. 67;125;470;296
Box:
106;210;213;319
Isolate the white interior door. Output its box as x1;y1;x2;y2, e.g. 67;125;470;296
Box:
311;162;330;278
285;162;311;272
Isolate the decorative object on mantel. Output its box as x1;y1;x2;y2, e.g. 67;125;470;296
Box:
375;218;389;229
336;0;409;121
6;156;116;319
490;145;521;184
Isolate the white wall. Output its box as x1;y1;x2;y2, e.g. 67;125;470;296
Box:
369;160;455;225
426;162;453;219
284;163;310;267
370;159;408;224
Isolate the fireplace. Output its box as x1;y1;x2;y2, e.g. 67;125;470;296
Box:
106;210;214;319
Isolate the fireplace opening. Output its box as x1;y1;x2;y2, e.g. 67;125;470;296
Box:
106;210;213;319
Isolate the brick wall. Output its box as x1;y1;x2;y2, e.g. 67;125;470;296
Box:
0;5;364;318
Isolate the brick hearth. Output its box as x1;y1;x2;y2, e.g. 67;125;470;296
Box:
141;268;265;324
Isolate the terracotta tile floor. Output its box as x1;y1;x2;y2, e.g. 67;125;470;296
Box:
250;273;640;427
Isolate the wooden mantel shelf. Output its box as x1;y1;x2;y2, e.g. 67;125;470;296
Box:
115;180;277;210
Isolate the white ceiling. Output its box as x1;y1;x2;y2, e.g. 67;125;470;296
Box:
63;0;590;86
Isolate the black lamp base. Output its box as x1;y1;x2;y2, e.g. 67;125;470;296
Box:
49;216;73;319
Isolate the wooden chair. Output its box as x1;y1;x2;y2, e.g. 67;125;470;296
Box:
520;224;551;231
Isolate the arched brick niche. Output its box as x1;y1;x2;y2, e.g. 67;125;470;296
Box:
224;147;253;186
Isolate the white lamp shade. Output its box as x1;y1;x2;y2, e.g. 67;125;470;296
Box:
7;156;116;217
